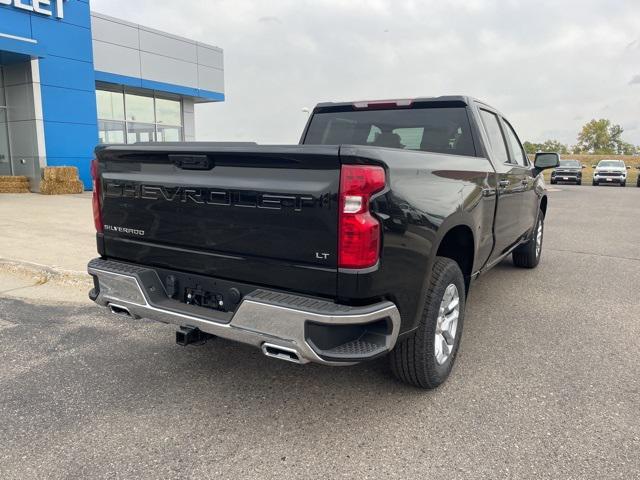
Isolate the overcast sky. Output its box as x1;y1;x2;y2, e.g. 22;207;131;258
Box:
92;0;640;146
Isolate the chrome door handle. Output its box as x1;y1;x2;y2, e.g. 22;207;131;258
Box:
498;180;510;187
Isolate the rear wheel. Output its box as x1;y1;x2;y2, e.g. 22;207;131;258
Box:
513;211;544;268
390;257;465;389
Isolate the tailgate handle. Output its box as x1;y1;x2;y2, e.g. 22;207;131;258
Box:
170;155;214;170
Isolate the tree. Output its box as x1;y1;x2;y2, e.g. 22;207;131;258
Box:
618;141;638;155
523;140;569;154
522;141;540;154
575;119;637;154
541;140;569;154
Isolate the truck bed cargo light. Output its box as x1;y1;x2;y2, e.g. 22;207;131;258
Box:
353;99;413;109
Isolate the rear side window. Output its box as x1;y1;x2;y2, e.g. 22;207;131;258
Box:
304;107;476;157
503;120;528;166
479;110;509;164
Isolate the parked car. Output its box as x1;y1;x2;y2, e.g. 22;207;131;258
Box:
550;159;584;185
87;96;557;389
592;160;628;186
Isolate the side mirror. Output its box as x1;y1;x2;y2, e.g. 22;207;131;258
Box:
534;152;560;171
581;164;586;169
626;166;631;170
592;164;597;168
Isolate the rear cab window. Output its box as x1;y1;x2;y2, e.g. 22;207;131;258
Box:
303;104;477;157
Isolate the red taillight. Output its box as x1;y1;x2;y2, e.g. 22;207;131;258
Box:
91;159;103;233
338;165;386;269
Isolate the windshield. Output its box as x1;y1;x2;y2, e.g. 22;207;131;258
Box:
598;160;624;168
559;160;580;168
303;106;476;157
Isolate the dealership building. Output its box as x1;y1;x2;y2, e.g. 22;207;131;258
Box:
0;0;225;188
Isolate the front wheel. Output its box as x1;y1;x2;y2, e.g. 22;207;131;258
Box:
390;257;466;389
592;181;598;186
513;212;544;268
621;181;626;187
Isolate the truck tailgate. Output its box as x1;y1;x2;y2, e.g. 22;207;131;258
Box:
95;145;340;297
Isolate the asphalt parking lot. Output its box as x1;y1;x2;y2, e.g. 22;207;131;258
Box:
1;185;639;480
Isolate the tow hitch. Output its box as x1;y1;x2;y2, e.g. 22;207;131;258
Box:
176;326;216;346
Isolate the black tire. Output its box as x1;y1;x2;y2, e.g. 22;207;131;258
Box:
577;178;582;185
550;179;556;185
390;257;466;389
592;181;598;186
513;211;544;268
621;182;626;187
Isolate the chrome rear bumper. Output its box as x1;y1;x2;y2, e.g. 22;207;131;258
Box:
88;258;401;366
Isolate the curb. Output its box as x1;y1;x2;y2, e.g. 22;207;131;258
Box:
0;258;91;288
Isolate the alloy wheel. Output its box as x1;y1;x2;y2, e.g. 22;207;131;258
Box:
535;218;543;258
434;284;460;365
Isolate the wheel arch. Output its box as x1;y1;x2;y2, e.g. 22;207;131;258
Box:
433;222;476;293
540;195;548;217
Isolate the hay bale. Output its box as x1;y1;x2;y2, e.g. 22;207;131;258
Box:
0;187;29;193
0;176;30;193
39;179;84;195
42;166;80;182
0;181;29;188
0;175;29;184
0;179;29;186
39;167;83;195
0;183;30;193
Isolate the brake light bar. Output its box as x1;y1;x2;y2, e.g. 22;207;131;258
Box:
352;99;413;110
338;165;386;269
91;159;103;233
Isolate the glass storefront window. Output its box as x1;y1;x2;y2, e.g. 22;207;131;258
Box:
96;87;184;144
157;125;183;142
125;93;155;123
156;98;182;126
127;123;156;143
98;120;126;144
96;90;125;121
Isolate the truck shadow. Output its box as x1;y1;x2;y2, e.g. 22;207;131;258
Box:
2;277;512;447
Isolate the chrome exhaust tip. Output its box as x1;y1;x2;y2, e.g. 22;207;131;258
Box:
261;343;303;364
109;303;133;318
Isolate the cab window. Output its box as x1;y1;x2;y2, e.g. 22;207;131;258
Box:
502;120;528;166
479;109;509;164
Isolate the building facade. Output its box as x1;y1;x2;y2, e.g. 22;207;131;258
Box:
0;0;224;188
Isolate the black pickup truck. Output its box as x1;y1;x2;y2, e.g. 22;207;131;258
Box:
88;96;558;389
